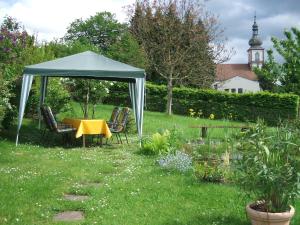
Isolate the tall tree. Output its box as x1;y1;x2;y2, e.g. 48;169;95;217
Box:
64;12;125;52
254;49;282;92
129;0;231;115
255;27;300;95
274;27;300;94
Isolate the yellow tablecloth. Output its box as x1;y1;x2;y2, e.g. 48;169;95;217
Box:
62;118;112;139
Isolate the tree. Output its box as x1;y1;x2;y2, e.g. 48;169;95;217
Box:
64;12;125;52
255;27;300;95
106;31;146;68
63;12;146;118
129;0;231;115
273;27;300;95
0;16;34;128
254;49;282;92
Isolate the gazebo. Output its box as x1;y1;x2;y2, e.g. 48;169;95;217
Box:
16;51;145;145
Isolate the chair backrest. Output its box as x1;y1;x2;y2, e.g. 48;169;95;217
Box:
40;105;58;132
114;107;131;132
108;107;121;125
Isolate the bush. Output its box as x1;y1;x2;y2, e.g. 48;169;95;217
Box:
104;82;299;125
158;151;192;173
141;130;170;155
194;159;230;183
140;128;184;155
234;121;300;212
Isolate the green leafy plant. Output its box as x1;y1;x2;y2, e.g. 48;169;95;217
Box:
141;130;170;155
141;128;184;155
234;121;300;213
194;161;224;183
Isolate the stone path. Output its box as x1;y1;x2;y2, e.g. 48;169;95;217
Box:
53;211;84;221
53;181;103;222
64;194;89;201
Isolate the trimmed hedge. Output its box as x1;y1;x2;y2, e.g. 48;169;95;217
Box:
104;82;299;125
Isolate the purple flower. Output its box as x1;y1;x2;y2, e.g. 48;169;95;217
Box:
0;34;3;41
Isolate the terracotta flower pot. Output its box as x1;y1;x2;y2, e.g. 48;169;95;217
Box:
246;203;295;225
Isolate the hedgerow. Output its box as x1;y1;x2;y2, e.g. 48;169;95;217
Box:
104;82;299;125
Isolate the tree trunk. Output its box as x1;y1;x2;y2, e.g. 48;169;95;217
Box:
166;78;173;115
84;87;89;119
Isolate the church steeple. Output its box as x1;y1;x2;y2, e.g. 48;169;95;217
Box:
249;13;262;48
248;13;264;69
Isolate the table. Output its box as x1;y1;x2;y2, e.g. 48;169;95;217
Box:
190;125;251;138
63;118;112;147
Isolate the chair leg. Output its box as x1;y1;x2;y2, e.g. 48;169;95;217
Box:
117;133;123;144
124;132;129;144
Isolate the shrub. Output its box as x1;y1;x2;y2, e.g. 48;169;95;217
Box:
141;130;170;155
140;128;184;155
104;82;299;125
158;151;192;173
194;152;231;183
234;121;300;212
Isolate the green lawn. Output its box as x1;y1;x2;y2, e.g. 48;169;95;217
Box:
0;104;299;225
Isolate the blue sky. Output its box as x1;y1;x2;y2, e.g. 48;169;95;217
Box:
1;0;299;63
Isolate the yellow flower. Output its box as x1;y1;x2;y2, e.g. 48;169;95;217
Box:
209;113;215;120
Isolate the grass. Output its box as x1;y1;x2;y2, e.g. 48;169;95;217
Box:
0;103;299;225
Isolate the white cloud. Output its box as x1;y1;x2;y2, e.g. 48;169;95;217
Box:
0;0;135;41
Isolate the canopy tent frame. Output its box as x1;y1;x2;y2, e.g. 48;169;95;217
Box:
16;51;145;146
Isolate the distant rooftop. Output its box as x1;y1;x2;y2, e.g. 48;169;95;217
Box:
216;64;258;81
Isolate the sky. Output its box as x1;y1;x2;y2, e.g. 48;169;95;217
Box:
0;0;300;63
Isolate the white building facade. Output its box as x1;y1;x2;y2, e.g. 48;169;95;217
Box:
213;15;264;93
213;76;261;93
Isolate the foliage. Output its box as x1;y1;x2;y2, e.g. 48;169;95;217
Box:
255;27;300;95
63;12;146;118
64;12;125;52
254;49;282;91
0;16;35;128
273;27;300;95
141;130;171;155
195;161;226;183
0;76;12;125
129;0;231;114
158;151;192;173
105;82;299;125
27;77;71;116
106;31;146;68
234;121;300;213
141;127;184;155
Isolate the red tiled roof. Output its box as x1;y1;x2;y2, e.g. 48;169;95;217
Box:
216;64;258;81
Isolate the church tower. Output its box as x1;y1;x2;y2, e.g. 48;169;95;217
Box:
248;14;264;69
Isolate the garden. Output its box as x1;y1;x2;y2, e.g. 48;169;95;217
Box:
0;103;300;225
1;2;300;224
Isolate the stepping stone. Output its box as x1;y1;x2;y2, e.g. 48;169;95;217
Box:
64;194;89;201
53;211;84;221
86;182;102;188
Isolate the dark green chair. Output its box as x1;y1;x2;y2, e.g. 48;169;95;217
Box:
109;107;131;144
40;105;76;142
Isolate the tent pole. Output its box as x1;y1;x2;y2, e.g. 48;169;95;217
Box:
16;74;34;146
38;76;48;129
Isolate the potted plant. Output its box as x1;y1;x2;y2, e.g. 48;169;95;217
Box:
235;121;300;225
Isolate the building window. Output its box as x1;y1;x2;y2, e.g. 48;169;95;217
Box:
238;88;243;93
231;88;236;93
255;52;260;62
224;89;229;92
